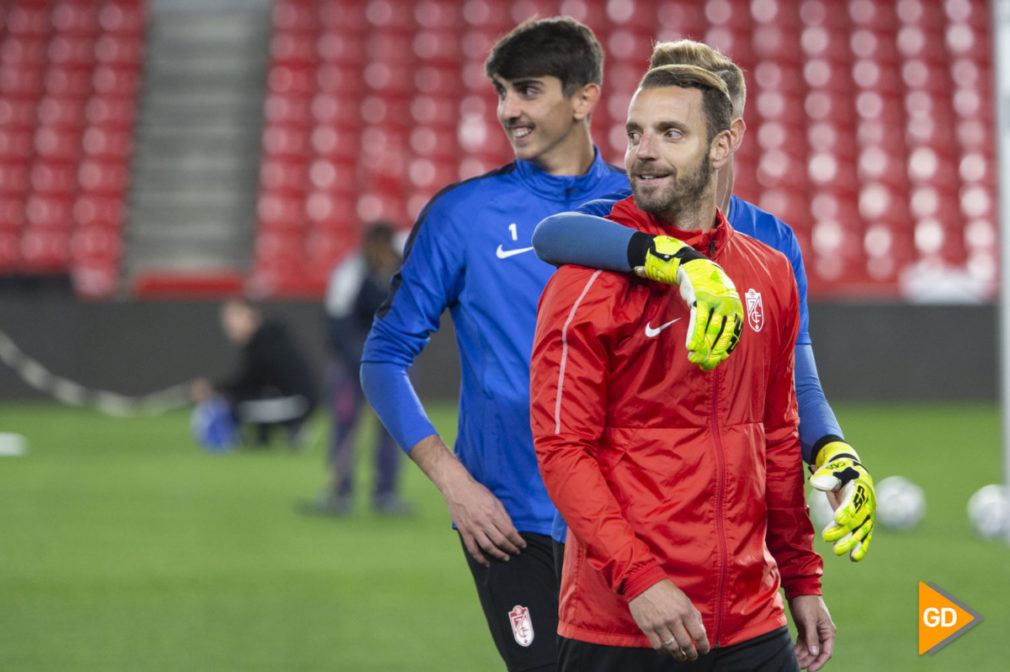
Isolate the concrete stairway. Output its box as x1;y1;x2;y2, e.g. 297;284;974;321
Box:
124;2;271;282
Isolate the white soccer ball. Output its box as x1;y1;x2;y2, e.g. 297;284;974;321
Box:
967;484;1009;541
876;476;926;532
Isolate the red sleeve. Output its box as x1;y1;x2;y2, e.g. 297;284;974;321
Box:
530;268;665;600
762;265;823;598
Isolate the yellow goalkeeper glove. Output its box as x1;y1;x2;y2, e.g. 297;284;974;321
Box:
635;235;743;371
808;441;875;561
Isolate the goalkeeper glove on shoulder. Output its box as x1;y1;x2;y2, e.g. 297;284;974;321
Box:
635;235;743;372
809;440;875;562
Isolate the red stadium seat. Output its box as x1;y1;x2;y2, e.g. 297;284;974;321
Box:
21;227;71;272
414;0;461;29
81;125;132;159
77;159;128;194
24;192;74;228
73;223;122;261
304;189;356;226
256;191;306;230
316;28;365;64
259;156;308;193
84;95;135;127
30;161;77;193
5;3;50;36
271;0;316;33
0;127;33;159
51;0;99;35
0;98;39;128
0;230;19;271
97;1;146;35
0;162;31;194
411;29;460;64
308;124;358;160
262;92;312;126
315;63;364;95
73;194;123;228
48;35;95;67
94;34;145;66
262;123;311;158
270;32;317;65
0;35;48;67
91;64;139;96
34;125;81;161
306;158;355;192
45;66;93;97
0;193;24;230
267;63;315;95
37;96;84;128
0;64;45;97
254;229;303;269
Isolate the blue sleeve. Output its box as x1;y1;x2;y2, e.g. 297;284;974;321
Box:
782;233;812;346
795;342;844;465
359;199;464;453
532;209;636;270
360;361;436;452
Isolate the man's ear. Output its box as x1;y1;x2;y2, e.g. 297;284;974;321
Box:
728;117;746;153
710;129;732;169
572;82;601;121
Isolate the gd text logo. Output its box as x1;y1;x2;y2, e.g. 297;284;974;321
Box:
918;581;983;655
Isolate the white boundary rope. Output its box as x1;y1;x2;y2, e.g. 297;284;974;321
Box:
0;328;190;417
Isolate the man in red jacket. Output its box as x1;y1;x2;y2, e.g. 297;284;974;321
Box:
530;64;834;671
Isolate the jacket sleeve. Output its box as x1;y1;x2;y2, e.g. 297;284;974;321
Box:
530;269;667;601
762;271;823;599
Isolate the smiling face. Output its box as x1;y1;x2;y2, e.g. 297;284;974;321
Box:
493;74;592;172
625;85;721;224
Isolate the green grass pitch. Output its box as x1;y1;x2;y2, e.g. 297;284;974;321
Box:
1;401;1008;670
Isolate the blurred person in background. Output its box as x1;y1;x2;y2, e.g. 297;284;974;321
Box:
532;39;876;565
302;221;412;516
190;299;318;449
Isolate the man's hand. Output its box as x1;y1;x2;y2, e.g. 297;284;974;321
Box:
628;579;710;662
788;595;835;671
809;441;875;561
408;435;526;566
634;235;743;371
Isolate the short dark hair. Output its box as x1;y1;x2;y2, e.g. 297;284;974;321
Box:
485;17;603;97
639;65;732;143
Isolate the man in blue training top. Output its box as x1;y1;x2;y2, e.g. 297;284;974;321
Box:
360;18;623;672
361;19;743;672
533;39;877;569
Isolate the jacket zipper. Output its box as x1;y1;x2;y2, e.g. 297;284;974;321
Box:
709;365;729;646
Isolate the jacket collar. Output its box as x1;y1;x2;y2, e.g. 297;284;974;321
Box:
614;197;734;256
513;147;616;201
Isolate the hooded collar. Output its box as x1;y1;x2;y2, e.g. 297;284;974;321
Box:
513;147;617;201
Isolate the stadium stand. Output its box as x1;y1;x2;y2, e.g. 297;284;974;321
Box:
249;0;996;300
0;0;996;301
0;0;144;299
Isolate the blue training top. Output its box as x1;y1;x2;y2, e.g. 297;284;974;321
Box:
532;192;844;543
360;151;628;536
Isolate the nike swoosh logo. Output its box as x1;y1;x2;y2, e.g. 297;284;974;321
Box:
644;318;681;338
496;244;535;259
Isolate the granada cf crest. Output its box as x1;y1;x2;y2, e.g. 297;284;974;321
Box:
508;605;534;647
745;288;764;332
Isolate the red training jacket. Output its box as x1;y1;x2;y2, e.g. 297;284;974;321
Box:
530;197;823;649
